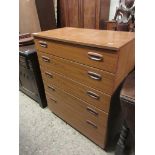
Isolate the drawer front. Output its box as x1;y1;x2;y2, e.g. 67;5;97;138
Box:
35;39;118;73
42;69;111;113
38;52;115;95
45;89;108;148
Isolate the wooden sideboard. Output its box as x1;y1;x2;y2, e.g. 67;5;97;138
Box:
33;27;135;148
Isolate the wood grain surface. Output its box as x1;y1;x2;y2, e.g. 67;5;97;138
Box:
46;88;108;148
41;69;111;113
57;0;110;29
33;27;135;50
33;28;135;149
35;39;118;73
37;52;115;95
114;40;135;91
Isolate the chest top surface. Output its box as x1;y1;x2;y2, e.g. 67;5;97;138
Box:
33;27;135;50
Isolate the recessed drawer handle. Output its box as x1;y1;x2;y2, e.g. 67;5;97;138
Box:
47;85;55;91
42;56;50;62
87;71;102;81
39;41;47;48
45;72;53;78
88;52;103;61
86;120;97;128
86;107;98;116
49;97;57;103
87;91;100;100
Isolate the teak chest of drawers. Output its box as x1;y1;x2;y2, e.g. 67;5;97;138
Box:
33;27;135;149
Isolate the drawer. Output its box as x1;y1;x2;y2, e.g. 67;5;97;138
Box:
45;89;108;148
38;52;115;95
42;70;111;113
35;39;118;73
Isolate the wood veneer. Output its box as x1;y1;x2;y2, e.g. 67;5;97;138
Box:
35;39;118;73
33;27;135;149
34;27;134;50
57;0;110;29
46;89;108;148
42;70;111;113
37;52;115;95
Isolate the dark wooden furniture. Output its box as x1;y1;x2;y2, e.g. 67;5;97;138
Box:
19;35;47;108
19;0;56;33
105;0;135;32
115;71;135;155
35;0;56;31
105;20;117;31
33;27;135;148
57;0;110;29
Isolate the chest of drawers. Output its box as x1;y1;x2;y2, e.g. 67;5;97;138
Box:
33;27;135;149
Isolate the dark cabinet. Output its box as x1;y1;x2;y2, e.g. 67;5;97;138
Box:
35;0;56;31
19;45;47;108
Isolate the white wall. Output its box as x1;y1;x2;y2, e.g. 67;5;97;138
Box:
109;0;120;20
19;0;41;33
53;0;57;23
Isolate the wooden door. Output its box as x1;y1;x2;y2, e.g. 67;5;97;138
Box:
82;0;99;29
57;0;110;29
35;0;56;31
67;0;81;27
58;0;81;27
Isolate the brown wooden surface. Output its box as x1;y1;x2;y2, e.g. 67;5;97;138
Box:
41;69;111;113
37;52;115;95
114;40;135;91
57;0;110;29
118;71;135;153
120;71;135;103
83;0;96;28
105;21;117;31
35;0;56;31
33;28;135;148
34;39;118;73
33;27;135;50
100;0;111;28
46;88;108;148
68;0;80;27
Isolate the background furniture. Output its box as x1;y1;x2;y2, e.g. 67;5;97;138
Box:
33;27;135;148
19;0;56;33
115;71;135;155
35;0;56;31
19;34;47;108
57;0;110;29
105;0;135;31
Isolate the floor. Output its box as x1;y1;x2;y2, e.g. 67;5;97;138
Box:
19;92;114;155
